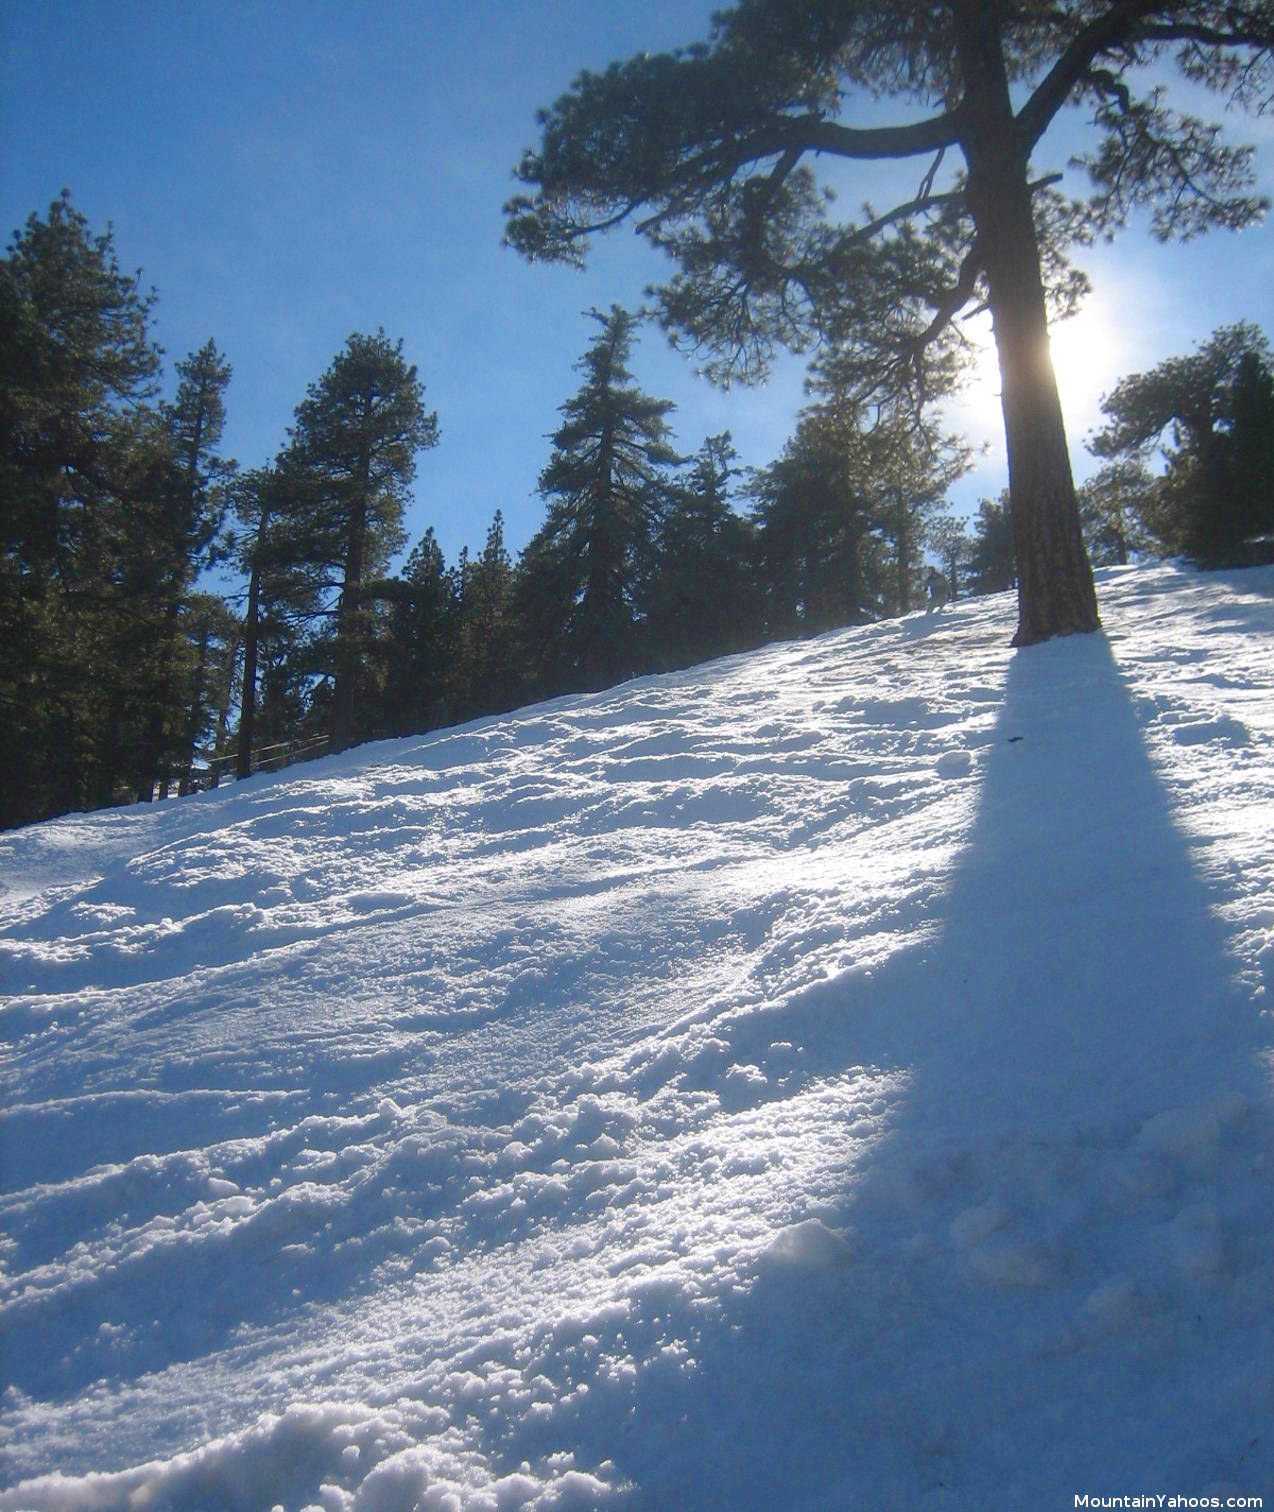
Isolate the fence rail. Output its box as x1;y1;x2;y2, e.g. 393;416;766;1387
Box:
194;734;331;788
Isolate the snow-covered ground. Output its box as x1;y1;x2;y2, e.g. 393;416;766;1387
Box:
1;562;1271;1511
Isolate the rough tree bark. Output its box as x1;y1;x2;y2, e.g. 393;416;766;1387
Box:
953;0;1100;646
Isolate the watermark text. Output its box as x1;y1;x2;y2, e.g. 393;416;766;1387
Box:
1075;1497;1262;1510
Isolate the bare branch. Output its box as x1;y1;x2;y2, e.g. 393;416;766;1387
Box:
918;147;947;203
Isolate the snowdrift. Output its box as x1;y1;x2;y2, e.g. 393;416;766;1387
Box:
2;563;1272;1509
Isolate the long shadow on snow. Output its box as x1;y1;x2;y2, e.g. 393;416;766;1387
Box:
501;629;1274;1507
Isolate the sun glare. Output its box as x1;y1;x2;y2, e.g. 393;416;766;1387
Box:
951;299;1127;456
1047;303;1125;432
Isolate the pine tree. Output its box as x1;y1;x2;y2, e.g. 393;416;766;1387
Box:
967;494;1018;596
172;593;240;796
750;399;963;633
927;514;973;602
134;339;235;800
516;308;682;693
229;460;327;778
751;403;883;636
378;526;458;736
0;191;161;592
507;1;1273;645
454;511;519;719
0;192;162;827
1076;459;1155;567
856;410;970;616
287;330;439;752
646;434;762;669
1091;323;1274;565
1227;348;1274;559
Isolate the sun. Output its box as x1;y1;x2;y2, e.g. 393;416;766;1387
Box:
1046;300;1126;434
951;298;1127;453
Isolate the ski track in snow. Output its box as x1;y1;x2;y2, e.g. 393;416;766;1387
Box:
1;563;1272;1509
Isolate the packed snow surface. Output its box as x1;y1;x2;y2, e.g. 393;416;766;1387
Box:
2;563;1272;1509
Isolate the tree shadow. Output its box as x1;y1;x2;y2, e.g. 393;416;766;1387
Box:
5;613;1271;1502
508;630;1273;1506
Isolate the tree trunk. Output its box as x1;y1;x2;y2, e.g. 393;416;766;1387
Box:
895;493;911;615
135;593;183;803
581;434;620;689
178;622;211;796
210;630;242;787
843;524;862;627
953;0;1100;647
986;227;1100;646
237;533;264;781
330;483;368;752
137;397;210;803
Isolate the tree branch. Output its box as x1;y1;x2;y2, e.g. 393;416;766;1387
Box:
785;112;963;161
913;238;985;363
1138;19;1274;50
1017;0;1169;151
841;186;967;251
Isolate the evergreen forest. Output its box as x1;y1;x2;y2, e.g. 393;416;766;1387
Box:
2;192;1271;831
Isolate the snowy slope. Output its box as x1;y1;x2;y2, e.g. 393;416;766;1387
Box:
1;562;1272;1511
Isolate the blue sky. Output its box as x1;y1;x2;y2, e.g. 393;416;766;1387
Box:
2;1;1271;572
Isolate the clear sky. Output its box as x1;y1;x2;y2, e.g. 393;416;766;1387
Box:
3;1;1271;572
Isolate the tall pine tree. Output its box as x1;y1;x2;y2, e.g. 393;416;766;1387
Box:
928;514;973;601
0;192;163;826
377;526;458;737
507;0;1273;644
967;494;1018;596
750;403;887;636
1090;323;1274;565
453;512;519;719
286;330;439;751
516;308;681;693
646;434;762;668
229;459;330;778
134;339;235;800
